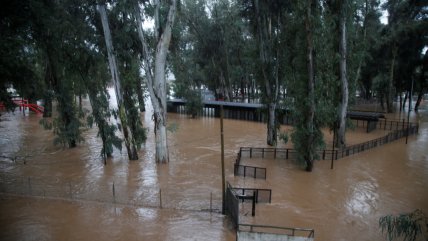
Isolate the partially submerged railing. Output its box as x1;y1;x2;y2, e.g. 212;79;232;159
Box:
238;223;315;239
225;182;273;228
235;120;419;164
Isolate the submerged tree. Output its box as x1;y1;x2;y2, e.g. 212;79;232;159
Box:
98;2;145;160
241;0;287;146
135;0;177;163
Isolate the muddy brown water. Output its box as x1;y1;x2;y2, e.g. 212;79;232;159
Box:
1;98;427;241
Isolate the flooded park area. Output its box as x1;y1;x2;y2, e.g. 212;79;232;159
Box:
1;98;428;241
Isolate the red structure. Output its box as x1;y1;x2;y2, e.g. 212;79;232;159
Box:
0;98;44;114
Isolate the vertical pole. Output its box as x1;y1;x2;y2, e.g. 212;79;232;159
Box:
210;192;212;213
69;182;72;199
331;126;335;169
220;105;226;215
251;191;256;217
159;188;162;208
406;76;414;144
28;177;32;195
112;182;116;203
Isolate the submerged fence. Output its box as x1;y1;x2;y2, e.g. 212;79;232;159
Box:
238;224;315;239
0;173;222;212
225;182;272;228
235;119;419;167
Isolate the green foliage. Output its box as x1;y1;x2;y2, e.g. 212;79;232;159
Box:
279;131;289;145
185;89;203;118
167;122;179;133
379;209;428;241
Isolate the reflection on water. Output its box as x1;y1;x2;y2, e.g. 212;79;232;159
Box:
346;180;379;218
1;100;428;241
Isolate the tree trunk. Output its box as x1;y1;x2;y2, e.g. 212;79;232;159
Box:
402;91;408;111
267;103;277;146
337;0;349;149
135;0;176;163
98;3;138;160
354;0;369;87
415;91;423;111
136;81;145;112
305;0;315;172
254;0;279;146
387;46;397;113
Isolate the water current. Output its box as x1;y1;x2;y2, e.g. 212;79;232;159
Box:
0;97;427;241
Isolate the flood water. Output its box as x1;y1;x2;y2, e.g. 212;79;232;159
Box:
1;98;427;241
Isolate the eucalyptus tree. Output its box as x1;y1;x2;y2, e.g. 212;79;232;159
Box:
134;0;177;163
241;0;288;146
98;2;146;160
375;0;428;113
28;0;89;147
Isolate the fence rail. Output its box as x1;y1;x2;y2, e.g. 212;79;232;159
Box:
225;183;240;227
0;173;222;212
230;186;272;204
238;224;315;239
236;121;418;164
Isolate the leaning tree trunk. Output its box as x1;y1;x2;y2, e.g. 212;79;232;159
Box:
135;0;176;163
305;0;315;172
98;4;138;160
337;0;349;149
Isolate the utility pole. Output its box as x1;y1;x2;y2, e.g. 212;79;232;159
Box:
220;105;226;214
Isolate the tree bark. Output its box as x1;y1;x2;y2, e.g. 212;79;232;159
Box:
135;0;176;163
387;45;398;113
254;0;279;146
98;3;138;160
136;80;146;112
305;0;315;172
337;0;349;149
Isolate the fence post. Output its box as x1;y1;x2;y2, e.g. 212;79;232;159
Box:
210;192;212;213
251;191;256;217
159;188;162;208
286;149;289;159
112;182;116;203
28;177;32;195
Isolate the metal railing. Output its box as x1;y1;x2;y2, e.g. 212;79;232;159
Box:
236;121;418;162
238;223;315;239
229;186;272;204
225;182;240;227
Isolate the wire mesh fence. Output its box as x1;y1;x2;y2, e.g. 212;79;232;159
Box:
0;173;222;212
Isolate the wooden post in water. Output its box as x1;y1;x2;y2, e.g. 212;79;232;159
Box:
251;191;256;217
221;105;226;214
159;188;163;208
210;192;212;213
112;182;116;203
